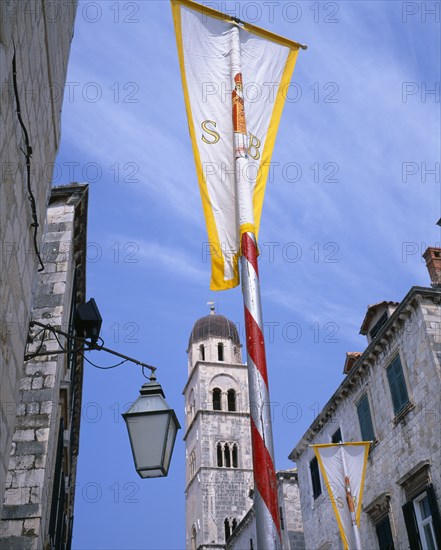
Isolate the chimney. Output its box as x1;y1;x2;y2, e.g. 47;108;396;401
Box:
423;247;441;287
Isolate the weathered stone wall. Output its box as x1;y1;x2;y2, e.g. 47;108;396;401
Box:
278;473;305;550
0;0;77;514
292;291;441;549
226;473;305;550
0;185;88;548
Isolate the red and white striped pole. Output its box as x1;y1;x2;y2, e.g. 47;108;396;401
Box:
231;23;281;549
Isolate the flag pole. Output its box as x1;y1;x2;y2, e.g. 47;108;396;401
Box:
340;445;362;550
230;23;282;549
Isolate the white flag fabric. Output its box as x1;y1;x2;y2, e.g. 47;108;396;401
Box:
312;443;370;550
171;0;303;290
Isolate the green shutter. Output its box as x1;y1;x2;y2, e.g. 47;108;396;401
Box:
310;456;322;499
376;516;395;550
402;500;421;550
357;394;375;441
387;355;409;414
426;484;441;548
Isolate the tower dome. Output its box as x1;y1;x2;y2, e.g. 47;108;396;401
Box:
189;313;240;347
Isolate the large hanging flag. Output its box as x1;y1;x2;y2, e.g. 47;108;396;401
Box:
312;442;371;550
171;0;305;290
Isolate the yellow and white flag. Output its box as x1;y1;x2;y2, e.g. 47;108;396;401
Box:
171;0;304;290
312;443;370;550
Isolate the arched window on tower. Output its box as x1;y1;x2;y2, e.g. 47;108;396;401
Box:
224;443;231;468
217;443;223;467
199;344;205;361
227;389;236;411
191;525;197;550
217;441;239;468
212;388;222;411
217;342;224;361
232;443;238;468
224;517;237;542
224;518;231;542
189;450;196;478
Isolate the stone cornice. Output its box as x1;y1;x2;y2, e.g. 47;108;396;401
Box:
289;286;441;461
182;360;247;395
183;409;250;440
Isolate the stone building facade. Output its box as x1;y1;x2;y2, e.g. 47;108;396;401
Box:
184;309;304;550
226;470;305;550
0;184;88;549
0;0;78;515
289;249;441;550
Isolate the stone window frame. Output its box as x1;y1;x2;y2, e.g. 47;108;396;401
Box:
217;342;224;361
216;441;239;469
227;388;237;412
309;454;322;503
212;387;222;411
304;447;325;509
188;449;196;479
382;350;414;425
191;524;197;550
224;516;238;541
397;459;441;549
363;492;396;549
187;388;196;424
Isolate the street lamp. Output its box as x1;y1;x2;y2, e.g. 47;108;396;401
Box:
25;298;181;478
122;377;181;478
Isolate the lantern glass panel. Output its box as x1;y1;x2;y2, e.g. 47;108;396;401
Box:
162;414;179;473
125;411;170;475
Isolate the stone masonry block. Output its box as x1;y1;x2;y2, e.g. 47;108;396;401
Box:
0;519;23;537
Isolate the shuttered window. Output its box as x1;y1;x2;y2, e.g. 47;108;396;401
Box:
310;456;322;500
403;484;441;550
376;516;395;549
357;394;375;441
386;355;409;415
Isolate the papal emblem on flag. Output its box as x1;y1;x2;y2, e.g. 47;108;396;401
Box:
171;0;305;290
312;442;371;550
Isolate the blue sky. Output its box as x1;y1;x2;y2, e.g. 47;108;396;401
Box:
53;1;440;548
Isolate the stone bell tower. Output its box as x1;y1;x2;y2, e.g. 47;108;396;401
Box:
184;306;253;550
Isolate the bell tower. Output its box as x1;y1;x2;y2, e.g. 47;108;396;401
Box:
184;307;253;549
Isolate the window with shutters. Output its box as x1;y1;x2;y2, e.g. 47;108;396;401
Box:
386;354;410;415
375;516;395;550
403;484;441;550
370;311;388;340
414;491;439;550
357;393;375;441
310;456;322;500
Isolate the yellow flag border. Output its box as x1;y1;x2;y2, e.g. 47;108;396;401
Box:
171;0;239;290
171;0;304;289
312;442;371;550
